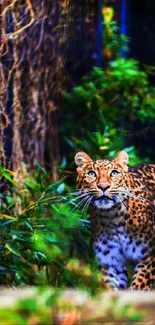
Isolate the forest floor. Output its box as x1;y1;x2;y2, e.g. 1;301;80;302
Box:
0;288;155;324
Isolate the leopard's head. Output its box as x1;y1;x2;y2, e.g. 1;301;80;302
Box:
75;151;129;210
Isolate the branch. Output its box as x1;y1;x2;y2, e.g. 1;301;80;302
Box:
0;0;18;17
2;0;35;40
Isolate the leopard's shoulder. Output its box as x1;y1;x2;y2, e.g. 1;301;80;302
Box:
128;163;155;192
129;163;155;175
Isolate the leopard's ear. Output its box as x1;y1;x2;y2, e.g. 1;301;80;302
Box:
75;152;92;167
114;150;129;172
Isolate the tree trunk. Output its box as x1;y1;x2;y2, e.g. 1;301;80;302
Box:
0;0;96;180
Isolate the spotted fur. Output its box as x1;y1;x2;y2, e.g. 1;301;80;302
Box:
75;151;155;290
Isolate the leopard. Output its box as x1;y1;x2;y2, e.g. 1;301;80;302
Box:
74;150;155;290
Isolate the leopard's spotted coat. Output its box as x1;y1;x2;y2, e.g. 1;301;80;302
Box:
75;151;155;290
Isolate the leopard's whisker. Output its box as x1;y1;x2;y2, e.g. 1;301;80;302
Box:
112;186;150;195
65;191;81;197
82;195;94;213
75;195;91;213
69;193;89;203
111;190;154;211
117;194;128;210
82;197;90;213
110;190;151;204
60;193;89;210
69;194;90;214
122;192;151;204
121;192;155;210
86;195;94;211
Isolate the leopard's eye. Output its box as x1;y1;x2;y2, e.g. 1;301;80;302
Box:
88;170;96;177
110;170;119;177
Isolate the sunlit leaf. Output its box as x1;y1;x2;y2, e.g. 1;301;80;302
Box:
0;214;16;220
0;166;18;186
5;243;22;258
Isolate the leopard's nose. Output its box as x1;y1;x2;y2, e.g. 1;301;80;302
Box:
97;183;110;192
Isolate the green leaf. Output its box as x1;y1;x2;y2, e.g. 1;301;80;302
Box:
5;243;22;258
0;166;18;186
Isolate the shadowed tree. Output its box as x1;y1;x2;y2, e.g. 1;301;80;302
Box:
0;0;96;182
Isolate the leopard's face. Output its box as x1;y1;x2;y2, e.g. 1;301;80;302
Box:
75;150;129;211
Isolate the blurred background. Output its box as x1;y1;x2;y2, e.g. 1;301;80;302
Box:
0;1;155;322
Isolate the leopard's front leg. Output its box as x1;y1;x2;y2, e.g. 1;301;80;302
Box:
101;264;128;290
130;256;155;290
94;240;128;290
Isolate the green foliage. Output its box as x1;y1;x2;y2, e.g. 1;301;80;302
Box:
62;57;154;164
103;20;128;58
0;167;102;292
64;58;155;126
61;20;155;164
